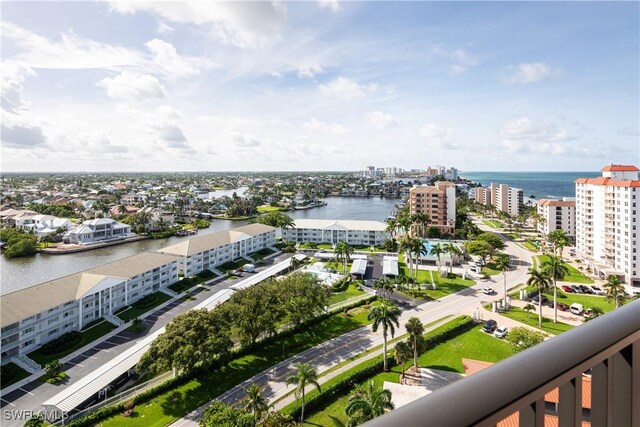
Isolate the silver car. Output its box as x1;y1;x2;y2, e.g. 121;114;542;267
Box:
494;326;508;339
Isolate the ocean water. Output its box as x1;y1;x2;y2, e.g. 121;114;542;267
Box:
460;171;601;199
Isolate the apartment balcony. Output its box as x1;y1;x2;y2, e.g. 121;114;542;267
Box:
366;300;640;427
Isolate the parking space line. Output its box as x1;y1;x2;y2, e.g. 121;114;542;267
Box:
18;388;35;396
1;398;16;406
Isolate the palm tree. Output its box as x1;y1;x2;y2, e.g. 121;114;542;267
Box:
368;301;401;371
374;277;393;300
399;236;414;279
405;317;424;370
605;275;627;308
547;229;569;257
385;217;399;244
289;256;302;272
243;383;269;426
430;243;445;267
444;242;462;274
394;341;412;381
409;237;427;281
495;255;510;309
396;213;412;238
526;268;552;327
286;362;320;423
345;380;395;427
334;241;354;274
542;255;569;323
410;212;431;237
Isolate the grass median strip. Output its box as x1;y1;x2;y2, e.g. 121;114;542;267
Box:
97;302;378;427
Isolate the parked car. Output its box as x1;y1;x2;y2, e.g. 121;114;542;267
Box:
557;302;569;311
562;285;573;293
532;294;548;305
482;287;494;295
590;285;605;295
580;285;593;294
570;303;584;315
494;326;508;339
482;319;498;333
571;285;583;294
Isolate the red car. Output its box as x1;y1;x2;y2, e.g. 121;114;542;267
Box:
557;302;569;311
562;285;573;293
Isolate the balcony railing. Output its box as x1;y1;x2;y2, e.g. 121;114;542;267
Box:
365;300;640;427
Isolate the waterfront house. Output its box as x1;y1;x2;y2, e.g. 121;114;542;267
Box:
64;218;134;245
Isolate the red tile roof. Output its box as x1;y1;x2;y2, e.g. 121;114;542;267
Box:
575;177;640;187
497;412;591;427
600;165;639;172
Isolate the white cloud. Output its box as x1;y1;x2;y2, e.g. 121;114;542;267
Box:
303;118;347;135
1;122;47;149
98;72;167;100
319;77;377;100
297;64;325;78
507;62;560;84
0;61;36;113
428;45;478;75
419;123;457;149
154;123;188;148
230;133;261;147
145;38;217;79
109;1;287;49
156;105;183;120
318;0;340;13
157;20;174;34
500;116;580;154
365;111;398;129
2;21;147;71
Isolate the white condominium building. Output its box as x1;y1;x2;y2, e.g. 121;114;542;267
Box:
158;223;276;276
0;252;179;363
537;198;576;237
575;165;640;286
282;219;389;246
475;183;523;217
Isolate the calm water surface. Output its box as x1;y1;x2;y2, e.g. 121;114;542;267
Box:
1;197;398;293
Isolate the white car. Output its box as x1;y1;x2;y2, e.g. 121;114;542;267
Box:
494;326;508;339
482;287;494;295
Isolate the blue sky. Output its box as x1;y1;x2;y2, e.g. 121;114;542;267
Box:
1;1;638;172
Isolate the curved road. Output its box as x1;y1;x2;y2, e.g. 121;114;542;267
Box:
171;219;534;426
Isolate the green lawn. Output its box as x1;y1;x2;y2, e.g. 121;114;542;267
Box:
116;292;173;322
500;307;574;335
257;205;285;213
398;270;475;300
328;284;367;305
536;255;594;284
99;303;377;427
482;219;503;228
0;362;31;389
304;320;515;426
324;261;352;273
168;278;199;293
552;289;615;312
28;319;117;365
482;261;501;276
521;240;540;252
299;242;334;250
251;247;278;261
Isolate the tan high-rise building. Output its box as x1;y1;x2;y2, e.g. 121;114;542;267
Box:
474;182;523;217
576;165;640;286
409;181;456;235
537;198;576;237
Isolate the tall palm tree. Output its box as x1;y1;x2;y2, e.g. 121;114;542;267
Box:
374;277;392;300
243;383;269;426
542;255;569;323
405;317;424;370
605;275;627;308
526;268;551;327
409;237;427;281
289;256;302;272
444;242;462;274
345;380;395;427
495;255;510;309
334;241;354;274
286;362;320;423
547;229;569;257
410;212;431;237
430;243;445;267
368;301;401;372
394;341;412;381
398;236;414;279
396;213;412;238
385;217;399;244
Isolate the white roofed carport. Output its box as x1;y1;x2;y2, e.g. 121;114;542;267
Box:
43;255;304;414
383;256;399;277
350;258;368;277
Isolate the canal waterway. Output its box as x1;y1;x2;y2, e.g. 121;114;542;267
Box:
1;196;399;293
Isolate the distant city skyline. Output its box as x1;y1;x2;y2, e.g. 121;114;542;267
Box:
1;1;638;172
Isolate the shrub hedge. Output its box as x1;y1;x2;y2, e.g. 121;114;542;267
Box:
40;331;81;355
